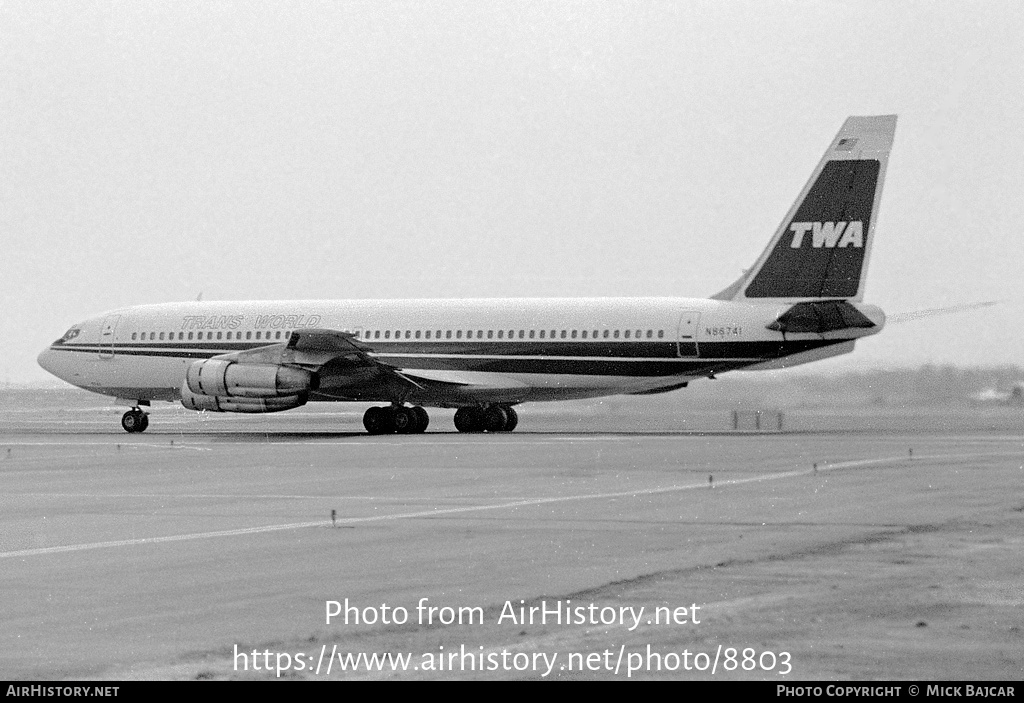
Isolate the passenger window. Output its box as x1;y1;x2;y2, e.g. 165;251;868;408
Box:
446;330;452;339
519;330;525;339
581;330;587;339
456;330;462;339
603;330;609;339
215;332;221;340
550;330;556;338
384;330;390;339
624;330;630;339
477;330;483;339
131;333;137;340
539;330;545;339
149;332;155;340
613;330;620;338
497;330;503;339
529;330;535;339
658;330;664;338
487;330;493;339
646;330;653;338
159;332;165;340
405;331;411;339
415;330;421;339
187;332;193;340
571;330;578;338
560;330;567;339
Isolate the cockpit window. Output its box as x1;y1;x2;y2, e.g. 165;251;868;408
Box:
53;327;81;345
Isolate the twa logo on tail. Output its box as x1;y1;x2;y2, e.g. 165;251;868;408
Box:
789;221;864;249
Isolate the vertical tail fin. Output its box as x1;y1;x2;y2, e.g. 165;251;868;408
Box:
712;115;897;302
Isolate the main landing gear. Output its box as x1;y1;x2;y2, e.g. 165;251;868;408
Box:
362;405;430;435
361;404;519;434
121;408;149;433
453;405;518;433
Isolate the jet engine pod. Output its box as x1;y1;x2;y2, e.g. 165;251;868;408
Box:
185;359;316;398
179;381;308;413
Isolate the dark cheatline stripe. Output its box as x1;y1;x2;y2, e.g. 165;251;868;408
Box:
50;339;846;377
377;356;708;377
58;341;684;358
54;338;840;360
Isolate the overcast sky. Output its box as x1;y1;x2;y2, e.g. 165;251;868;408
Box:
3;1;1022;383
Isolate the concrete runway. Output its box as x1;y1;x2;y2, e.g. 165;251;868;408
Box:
1;400;1022;680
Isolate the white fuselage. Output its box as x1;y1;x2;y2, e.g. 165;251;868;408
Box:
38;296;884;407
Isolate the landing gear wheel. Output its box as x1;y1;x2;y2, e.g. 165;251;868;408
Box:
363;406;392;435
502;406;518;432
483;406;509;433
121;409;148;433
454;407;484;433
391;406;420;434
411;406;429;433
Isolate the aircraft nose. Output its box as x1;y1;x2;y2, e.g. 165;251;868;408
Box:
37;347;60;377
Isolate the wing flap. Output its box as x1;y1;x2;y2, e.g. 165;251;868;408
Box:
402;369;528;391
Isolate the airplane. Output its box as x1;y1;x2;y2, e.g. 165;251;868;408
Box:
38;115;897;435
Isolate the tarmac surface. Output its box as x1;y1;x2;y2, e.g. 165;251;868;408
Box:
1;392;1022;680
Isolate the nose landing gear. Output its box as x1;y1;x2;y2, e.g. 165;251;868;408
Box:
121;408;149;433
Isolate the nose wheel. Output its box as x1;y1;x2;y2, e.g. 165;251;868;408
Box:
121;409;149;433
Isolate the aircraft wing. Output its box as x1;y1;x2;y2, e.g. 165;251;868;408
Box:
206;328;527;401
205;328;371;367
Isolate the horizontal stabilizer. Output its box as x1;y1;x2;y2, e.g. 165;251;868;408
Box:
767;300;875;334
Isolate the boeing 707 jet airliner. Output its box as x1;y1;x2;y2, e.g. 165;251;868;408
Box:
38;115;896;434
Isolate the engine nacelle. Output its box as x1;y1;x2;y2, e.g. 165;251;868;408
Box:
179;382;308;413
185;359;317;398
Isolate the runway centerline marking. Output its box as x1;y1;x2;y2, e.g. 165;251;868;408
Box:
0;452;979;560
